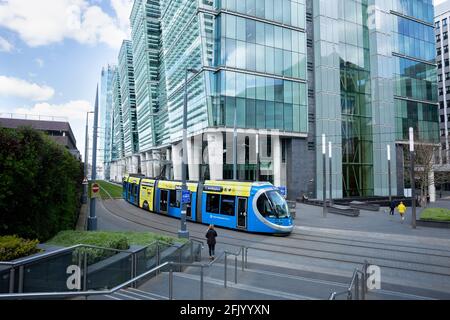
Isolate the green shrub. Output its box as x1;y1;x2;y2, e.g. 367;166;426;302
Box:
0;127;83;241
0;235;41;261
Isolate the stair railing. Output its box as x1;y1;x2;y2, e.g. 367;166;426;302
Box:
329;260;370;300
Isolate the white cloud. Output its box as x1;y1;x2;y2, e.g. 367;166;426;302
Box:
0;36;13;52
0;100;91;160
0;0;131;49
0;75;55;101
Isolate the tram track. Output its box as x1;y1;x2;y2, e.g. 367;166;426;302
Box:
98;197;450;279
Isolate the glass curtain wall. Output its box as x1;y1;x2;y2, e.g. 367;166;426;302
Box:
339;0;374;197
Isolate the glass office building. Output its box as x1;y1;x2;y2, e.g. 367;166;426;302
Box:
100;65;116;180
108;0;438;200
118;40;140;173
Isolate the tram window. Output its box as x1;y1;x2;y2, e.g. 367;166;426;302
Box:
169;190;179;208
256;193;276;218
221;196;236;216
206;194;220;214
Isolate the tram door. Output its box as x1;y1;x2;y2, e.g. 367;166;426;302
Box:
160;190;168;214
237;198;247;229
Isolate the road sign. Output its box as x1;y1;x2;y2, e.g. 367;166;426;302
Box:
91;183;100;198
181;190;191;204
82;177;88;185
278;186;287;198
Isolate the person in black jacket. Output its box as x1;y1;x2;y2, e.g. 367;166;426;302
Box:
389;200;396;216
206;225;218;260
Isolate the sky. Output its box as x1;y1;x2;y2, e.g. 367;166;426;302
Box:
0;0;134;163
0;0;448;164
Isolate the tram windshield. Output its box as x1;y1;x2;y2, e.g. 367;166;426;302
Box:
257;190;290;219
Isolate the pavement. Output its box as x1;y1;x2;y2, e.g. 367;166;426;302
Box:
88;197;450;300
295;200;450;241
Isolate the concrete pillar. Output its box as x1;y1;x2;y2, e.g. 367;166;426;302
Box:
208;132;223;180
429;170;436;203
172;143;182;180
188;136;202;181
273;135;282;187
166;148;172;180
141;153;147;176
153;150;161;178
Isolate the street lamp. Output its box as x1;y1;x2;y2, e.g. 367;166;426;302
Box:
88;86;100;231
387;144;392;203
329;141;333;206
322;134;327;217
179;68;199;239
82;111;95;204
409;128;416;229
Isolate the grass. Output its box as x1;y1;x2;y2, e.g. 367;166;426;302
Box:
420;208;450;222
47;230;180;248
89;180;123;199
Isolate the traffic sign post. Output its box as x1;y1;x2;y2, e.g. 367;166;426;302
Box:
181;190;191;204
91;183;100;199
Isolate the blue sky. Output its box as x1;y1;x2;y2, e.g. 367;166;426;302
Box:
0;0;133;162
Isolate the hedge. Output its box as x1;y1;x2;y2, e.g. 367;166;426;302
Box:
0;127;83;241
0;235;41;261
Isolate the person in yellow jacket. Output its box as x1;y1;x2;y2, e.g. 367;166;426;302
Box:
397;201;407;223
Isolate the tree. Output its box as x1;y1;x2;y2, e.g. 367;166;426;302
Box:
404;143;450;207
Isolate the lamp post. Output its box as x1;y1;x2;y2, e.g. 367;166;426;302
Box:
233;99;238;180
387;144;392;203
88;86;99;231
409;128;416;229
329;141;333;206
322;134;327;217
179;68;199;239
82;111;94;204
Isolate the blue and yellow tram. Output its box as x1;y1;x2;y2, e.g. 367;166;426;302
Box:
122;175;294;234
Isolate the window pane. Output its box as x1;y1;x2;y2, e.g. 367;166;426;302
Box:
265;47;274;74
256;100;266;129
266;101;275;129
237;98;246;127
246;99;256;127
221;195;236;216
206;194;220;214
275;102;284;129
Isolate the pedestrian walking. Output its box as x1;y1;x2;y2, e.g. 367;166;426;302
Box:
389;200;396;216
206;225;218;260
398;201;407;223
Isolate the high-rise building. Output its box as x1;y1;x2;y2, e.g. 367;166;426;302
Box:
118;40;140;173
100;65;116;180
436;0;450;164
111;67;125;181
108;0;439;201
313;0;438;198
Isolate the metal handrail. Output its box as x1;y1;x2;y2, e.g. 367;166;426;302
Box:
0;243;132;268
0;242;244;301
329;261;369;300
0;262;171;300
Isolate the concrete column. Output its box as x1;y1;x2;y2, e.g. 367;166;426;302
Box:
273;135;282;187
429;170;436;203
153;150;161;178
166;148;172;180
188;136;202;181
208;132;223;180
141;153;147;176
172;143;182;180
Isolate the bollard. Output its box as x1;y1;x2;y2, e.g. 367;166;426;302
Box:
235;255;238;284
241;248;245;271
190;241;194;263
200;266;204;300
354;274;359;300
224;253;227;288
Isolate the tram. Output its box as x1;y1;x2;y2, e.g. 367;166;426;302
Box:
122;174;294;234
